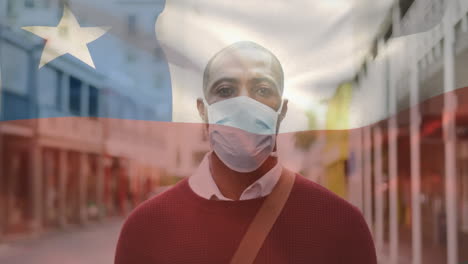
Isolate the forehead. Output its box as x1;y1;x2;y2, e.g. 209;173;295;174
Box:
206;48;282;86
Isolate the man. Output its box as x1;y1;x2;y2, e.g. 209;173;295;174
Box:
115;41;377;264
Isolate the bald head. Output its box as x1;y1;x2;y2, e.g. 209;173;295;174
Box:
197;41;288;127
203;41;284;98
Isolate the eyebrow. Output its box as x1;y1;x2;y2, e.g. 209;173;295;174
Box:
208;78;238;93
250;77;278;86
249;77;280;92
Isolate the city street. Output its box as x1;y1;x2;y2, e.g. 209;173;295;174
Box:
0;218;124;264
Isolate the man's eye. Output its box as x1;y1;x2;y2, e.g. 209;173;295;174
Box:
217;86;235;97
256;87;272;97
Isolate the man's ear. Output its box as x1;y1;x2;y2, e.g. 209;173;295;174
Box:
197;98;208;122
275;99;288;135
278;99;288;125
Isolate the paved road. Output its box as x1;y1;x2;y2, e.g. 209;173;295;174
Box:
0;218;124;264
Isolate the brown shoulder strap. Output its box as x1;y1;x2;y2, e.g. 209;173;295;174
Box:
230;168;296;264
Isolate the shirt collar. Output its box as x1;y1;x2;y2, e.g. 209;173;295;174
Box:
188;152;282;201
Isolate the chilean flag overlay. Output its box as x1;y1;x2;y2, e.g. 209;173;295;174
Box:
1;0;468;263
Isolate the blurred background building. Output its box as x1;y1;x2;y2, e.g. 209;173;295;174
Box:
341;0;468;263
1;1;468;264
0;0;172;240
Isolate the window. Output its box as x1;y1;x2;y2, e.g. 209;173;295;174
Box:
384;25;393;42
127;14;137;36
24;0;35;8
0;42;28;95
399;0;415;18
38;66;61;108
88;86;99;118
7;0;14;15
69;76;82;115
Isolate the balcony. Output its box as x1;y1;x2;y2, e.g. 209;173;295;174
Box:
36;107;104;152
400;0;446;37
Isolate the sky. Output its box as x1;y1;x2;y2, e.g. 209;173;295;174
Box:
156;0;394;131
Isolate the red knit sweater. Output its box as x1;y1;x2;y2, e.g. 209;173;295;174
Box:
115;174;376;264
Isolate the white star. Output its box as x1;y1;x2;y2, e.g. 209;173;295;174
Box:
22;7;110;69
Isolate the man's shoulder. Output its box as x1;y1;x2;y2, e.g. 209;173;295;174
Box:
292;173;344;201
291;174;371;239
292;174;363;217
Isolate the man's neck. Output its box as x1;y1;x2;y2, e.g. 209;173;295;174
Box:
209;152;278;200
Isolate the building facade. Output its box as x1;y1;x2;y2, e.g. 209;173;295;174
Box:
0;0;171;240
348;1;468;263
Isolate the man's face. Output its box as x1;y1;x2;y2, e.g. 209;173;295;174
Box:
198;47;288;124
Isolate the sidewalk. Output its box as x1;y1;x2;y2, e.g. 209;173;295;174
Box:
379;244;411;264
0;218;124;264
379;240;447;264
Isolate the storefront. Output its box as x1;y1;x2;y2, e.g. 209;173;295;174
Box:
0;134;33;237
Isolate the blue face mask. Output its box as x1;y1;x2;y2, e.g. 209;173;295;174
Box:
204;96;283;172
